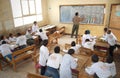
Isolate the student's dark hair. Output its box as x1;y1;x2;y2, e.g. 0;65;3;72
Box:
91;54;99;63
42;39;48;46
71;41;76;46
9;33;13;37
85;39;90;42
39;29;43;32
104;27;108;32
75;12;78;16
54;46;60;53
0;35;4;40
68;49;75;55
33;21;37;24
106;55;113;63
107;29;111;34
17;33;21;36
2;41;6;44
85;30;90;34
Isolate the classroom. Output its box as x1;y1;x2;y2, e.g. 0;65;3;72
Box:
0;0;120;78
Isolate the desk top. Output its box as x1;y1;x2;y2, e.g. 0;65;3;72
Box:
95;39;109;48
60;51;90;73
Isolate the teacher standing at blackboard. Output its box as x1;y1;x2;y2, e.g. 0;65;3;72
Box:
71;12;83;38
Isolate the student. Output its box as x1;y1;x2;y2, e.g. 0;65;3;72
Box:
16;33;27;49
38;29;48;41
105;56;116;78
106;30;116;57
25;28;35;45
32;21;39;33
45;46;62;78
82;30;96;46
9;33;16;42
83;39;96;50
39;39;49;75
60;49;77;78
0;41;13;61
85;54;111;78
0;35;11;44
63;41;81;54
102;28;117;41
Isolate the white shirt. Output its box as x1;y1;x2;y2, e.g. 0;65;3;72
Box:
82;34;95;46
32;25;39;33
103;32;117;41
71;44;81;54
0;44;12;57
39;45;49;66
106;34;116;46
25;31;33;39
16;35;27;46
83;40;96;50
47;53;62;69
9;37;16;42
85;61;111;78
105;62;116;77
38;32;48;40
60;54;77;78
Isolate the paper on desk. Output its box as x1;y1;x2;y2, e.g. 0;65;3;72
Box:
63;49;68;53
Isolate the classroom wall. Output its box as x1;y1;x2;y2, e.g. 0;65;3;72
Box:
47;0;120;36
0;0;48;35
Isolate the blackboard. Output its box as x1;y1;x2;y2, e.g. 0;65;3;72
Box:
60;5;105;25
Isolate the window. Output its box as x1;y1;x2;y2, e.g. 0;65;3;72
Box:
10;0;43;27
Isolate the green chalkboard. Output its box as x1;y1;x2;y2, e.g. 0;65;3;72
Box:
60;4;105;25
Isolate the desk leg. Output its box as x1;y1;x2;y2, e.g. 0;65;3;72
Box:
0;62;2;70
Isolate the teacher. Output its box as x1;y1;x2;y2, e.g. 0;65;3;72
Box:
71;12;83;38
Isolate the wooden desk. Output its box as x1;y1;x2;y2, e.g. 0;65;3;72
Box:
60;52;90;77
95;40;109;52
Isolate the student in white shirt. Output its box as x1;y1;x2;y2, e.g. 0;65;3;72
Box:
38;29;48;41
60;49;77;78
105;56;116;78
70;41;81;54
0;35;11;44
63;41;81;54
0;41;13;61
45;46;62;78
83;39;96;50
9;33;16;42
106;30;116;57
16;33;27;49
32;21;39;33
102;28;117;41
25;28;33;39
82;30;96;46
85;54;111;78
39;39;49;75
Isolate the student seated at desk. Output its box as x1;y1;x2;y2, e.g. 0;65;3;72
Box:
32;21;39;34
16;33;27;49
0;41;13;61
44;46;62;78
82;30;96;46
60;49;78;78
38;29;48;41
105;56;116;78
0;35;11;44
9;33;16;42
25;28;34;45
63;41;81;54
83;39;96;50
85;54;111;78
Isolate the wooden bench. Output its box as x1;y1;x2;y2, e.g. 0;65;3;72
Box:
11;45;36;71
27;73;48;78
56;26;65;37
